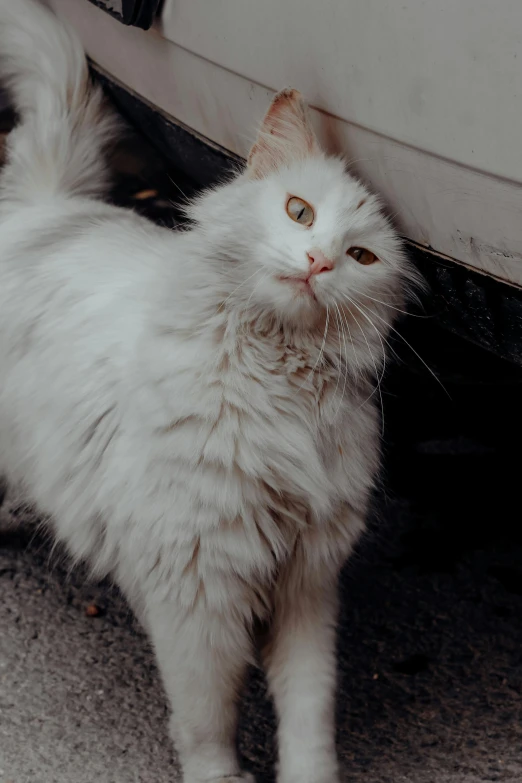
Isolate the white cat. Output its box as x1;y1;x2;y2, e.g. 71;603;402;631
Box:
0;2;418;782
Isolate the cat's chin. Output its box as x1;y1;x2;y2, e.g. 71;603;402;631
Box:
277;275;317;300
274;291;324;328
248;274;321;324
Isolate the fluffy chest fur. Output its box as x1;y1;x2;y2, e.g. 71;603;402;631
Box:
112;316;377;613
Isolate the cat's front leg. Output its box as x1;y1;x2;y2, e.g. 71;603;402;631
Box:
262;553;342;783
146;593;255;783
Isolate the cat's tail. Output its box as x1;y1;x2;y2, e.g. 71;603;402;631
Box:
0;0;118;204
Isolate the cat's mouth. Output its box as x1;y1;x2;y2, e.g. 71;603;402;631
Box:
277;275;317;300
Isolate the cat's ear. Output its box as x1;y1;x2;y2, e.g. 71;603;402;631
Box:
247;88;320;179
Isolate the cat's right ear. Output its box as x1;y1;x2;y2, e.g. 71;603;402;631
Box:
247;88;320;179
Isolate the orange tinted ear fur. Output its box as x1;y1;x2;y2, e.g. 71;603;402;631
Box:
247;88;320;179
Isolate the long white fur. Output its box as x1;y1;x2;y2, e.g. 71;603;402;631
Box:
0;3;418;783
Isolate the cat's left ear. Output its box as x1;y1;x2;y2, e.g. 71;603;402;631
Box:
247;88;320;179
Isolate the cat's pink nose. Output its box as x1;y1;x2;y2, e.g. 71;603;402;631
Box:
307;249;334;276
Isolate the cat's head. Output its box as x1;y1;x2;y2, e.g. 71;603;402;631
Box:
187;89;417;329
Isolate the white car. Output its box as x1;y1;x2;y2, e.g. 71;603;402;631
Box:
50;0;522;363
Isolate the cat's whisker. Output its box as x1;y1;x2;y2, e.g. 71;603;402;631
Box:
331;305;344;403
354;375;380;414
349;286;428;319
234;271;272;340
340;295;385;434
296;306;330;393
220;267;266;311
167;199;190;216
353;301;451;398
333;304;351;419
167;174;189;203
245;270;271;310
338;302;363;382
350;298;403;364
339;312;352;415
340;293;387;390
336;304;381;415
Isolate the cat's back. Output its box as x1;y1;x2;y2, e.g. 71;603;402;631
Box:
0;198;171;363
0;198;179;499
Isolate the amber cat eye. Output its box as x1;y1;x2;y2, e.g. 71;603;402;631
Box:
286;196;315;227
346;247;378;265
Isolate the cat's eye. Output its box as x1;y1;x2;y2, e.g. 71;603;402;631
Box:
286;196;315;227
346;247;378;266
